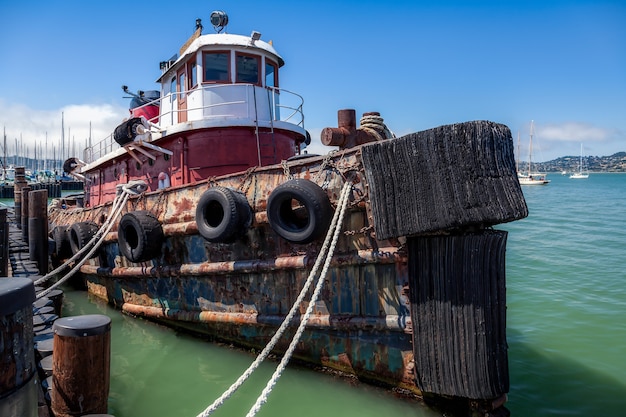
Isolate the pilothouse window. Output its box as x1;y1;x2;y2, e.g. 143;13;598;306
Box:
203;52;230;82
236;53;260;85
265;60;278;88
189;61;197;88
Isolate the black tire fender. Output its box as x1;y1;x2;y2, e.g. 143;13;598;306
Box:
52;225;72;259
69;221;99;258
195;187;252;243
267;179;333;244
118;210;164;263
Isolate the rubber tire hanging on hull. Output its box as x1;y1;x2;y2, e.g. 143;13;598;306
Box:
267;179;333;244
195;187;252;243
52;225;72;259
69;221;99;258
113;117;144;146
118;210;164;263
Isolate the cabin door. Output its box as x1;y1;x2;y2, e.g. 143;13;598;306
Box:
177;68;187;123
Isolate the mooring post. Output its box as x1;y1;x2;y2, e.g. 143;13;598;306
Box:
0;208;7;277
0;278;38;417
21;186;31;242
52;314;111;417
14;167;27;229
28;189;49;273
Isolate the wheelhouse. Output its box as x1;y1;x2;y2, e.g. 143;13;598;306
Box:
79;18;308;207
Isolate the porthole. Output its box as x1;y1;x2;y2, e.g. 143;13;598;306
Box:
164;154;170;161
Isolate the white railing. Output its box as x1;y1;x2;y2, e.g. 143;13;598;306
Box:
83;84;304;164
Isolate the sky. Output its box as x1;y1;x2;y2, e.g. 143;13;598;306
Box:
0;0;624;163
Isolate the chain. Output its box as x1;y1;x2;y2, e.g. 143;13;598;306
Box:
281;160;294;180
239;166;257;193
312;151;337;183
150;190;167;218
343;225;373;236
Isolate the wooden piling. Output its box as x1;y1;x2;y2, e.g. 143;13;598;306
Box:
13;167;27;228
28;189;49;273
0;208;8;276
21;186;31;242
0;277;37;417
51;314;111;417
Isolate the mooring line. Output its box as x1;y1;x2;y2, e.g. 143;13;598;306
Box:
196;181;352;417
36;191;130;299
35;192;125;286
244;181;352;417
36;180;147;298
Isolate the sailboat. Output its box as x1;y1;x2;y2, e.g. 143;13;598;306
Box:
570;143;589;179
517;120;550;185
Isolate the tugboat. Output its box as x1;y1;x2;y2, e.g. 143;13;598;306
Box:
47;10;528;415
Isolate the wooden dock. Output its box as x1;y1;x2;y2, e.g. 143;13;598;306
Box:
0;207;112;417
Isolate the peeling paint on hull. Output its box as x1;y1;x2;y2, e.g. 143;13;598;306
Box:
52;149;419;393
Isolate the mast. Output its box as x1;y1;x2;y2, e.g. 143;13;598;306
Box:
579;143;583;174
516;131;520;173
61;112;65;168
528;120;534;175
2;126;5;180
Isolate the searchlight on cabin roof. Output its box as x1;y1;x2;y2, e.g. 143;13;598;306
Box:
210;10;228;33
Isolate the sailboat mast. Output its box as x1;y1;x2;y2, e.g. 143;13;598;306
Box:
516;131;520;173
528;120;534;174
579;143;583;173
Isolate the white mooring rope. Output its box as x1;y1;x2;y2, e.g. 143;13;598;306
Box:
35;192;125;286
36;191;130;299
196;181;353;417
35;180;146;298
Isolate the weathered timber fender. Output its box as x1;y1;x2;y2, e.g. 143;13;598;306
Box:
69;221;98;258
267;179;333;244
195;187;252;243
408;230;509;402
118;210;164;263
361;120;528;239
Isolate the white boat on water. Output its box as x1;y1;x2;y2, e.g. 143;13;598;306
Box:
570;143;589;179
517;121;550;185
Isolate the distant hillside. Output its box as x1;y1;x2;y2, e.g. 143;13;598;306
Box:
525;152;626;173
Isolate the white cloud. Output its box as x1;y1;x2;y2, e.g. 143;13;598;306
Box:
537;122;614;143
0;99;128;159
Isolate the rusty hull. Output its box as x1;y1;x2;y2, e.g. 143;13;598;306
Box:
49;148;419;392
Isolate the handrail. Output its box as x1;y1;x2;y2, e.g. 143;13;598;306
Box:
83;84;305;164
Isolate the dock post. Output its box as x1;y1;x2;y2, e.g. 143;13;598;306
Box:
0;208;7;276
51;314;111;417
14;167;27;229
0;277;38;417
21;186;31;242
28;189;49;274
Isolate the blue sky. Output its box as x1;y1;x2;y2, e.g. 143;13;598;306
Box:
0;0;624;162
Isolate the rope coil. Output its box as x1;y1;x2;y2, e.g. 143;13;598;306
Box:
358;114;395;141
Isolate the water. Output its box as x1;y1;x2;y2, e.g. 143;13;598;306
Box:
59;173;626;417
501;173;626;416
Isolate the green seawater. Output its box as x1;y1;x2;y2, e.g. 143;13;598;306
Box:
59;173;626;416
